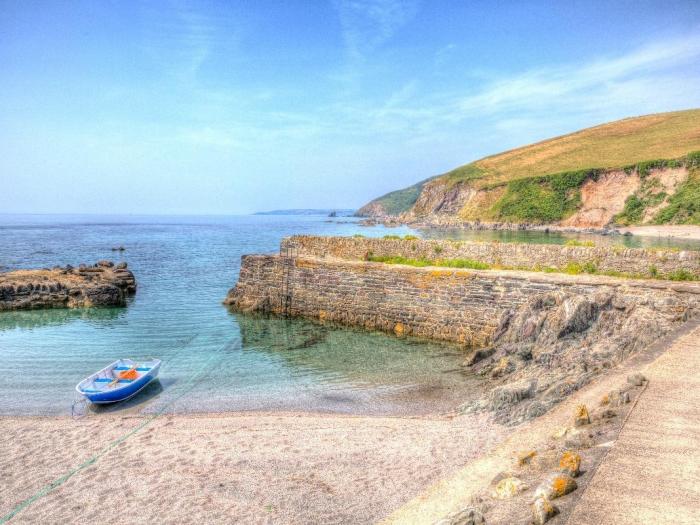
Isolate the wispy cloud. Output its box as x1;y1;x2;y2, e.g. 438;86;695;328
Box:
139;0;238;80
456;32;700;117
132;25;700;157
334;0;419;61
330;31;700;138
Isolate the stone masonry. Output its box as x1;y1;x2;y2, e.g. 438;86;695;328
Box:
282;235;700;279
225;243;700;346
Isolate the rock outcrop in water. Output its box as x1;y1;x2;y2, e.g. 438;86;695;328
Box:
0;261;136;310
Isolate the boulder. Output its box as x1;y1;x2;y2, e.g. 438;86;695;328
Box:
552;295;596;337
517;450;537;466
559;451;581;477
574;404;591;427
492;476;528;499
532;496;559;525
489;379;537;411
534;473;577;500
96;260;114;268
627;373;646;386
464;346;495;366
115;262;128;270
564;430;595;450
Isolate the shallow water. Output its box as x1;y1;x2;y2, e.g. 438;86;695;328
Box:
0;214;478;416
418;226;700;250
3;214;694;417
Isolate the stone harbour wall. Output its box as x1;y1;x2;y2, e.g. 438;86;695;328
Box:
225;254;700;346
282;235;700;279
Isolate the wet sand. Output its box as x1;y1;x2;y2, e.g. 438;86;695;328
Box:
1;411;505;524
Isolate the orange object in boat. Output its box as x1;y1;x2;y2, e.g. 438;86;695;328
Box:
118;368;139;380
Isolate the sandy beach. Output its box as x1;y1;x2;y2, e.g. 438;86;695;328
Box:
620;225;700;241
1;411;504;524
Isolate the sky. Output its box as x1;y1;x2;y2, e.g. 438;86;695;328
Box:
1;0;700;215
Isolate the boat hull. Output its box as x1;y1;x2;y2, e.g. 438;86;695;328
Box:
77;359;161;404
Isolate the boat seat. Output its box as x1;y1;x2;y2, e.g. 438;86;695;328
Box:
114;367;151;371
89;378;136;386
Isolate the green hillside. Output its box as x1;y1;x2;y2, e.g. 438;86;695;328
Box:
358;109;700;222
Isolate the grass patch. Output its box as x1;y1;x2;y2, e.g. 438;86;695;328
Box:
667;269;696;281
492;169;595;222
358;177;436;216
367;255;490;270
653;168;700;225
564;239;596;247
359;110;700;223
447;110;700;186
368;254;697;281
382;235;402;240
443;163;486;186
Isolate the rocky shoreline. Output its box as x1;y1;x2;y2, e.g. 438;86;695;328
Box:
359;216;621;236
0;261;136;310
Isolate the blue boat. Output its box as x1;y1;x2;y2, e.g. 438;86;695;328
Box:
76;358;161;404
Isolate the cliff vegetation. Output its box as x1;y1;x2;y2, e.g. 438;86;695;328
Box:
357;109;700;228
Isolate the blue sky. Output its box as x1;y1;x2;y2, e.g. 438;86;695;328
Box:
2;0;700;214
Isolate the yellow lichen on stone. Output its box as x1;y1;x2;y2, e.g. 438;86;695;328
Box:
517;450;537;466
429;269;454;278
294;259;317;269
552;476;569;496
551;427;570;439
535;473;577;500
318;310;328;321
394;323;406;336
559;451;581;477
574;404;591;426
532;496;559;525
492;476;528;499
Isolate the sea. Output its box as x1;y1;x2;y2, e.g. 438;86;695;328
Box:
1;214;697;417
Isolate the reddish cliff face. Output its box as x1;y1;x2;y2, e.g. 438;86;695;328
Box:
358;109;700;227
382;165;693;229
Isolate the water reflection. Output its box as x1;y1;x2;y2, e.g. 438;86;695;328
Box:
234;312;475;395
0;307;125;332
417;227;700;251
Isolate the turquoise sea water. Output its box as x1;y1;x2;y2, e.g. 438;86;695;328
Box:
2;214;696;417
419;227;700;250
0;214;478;416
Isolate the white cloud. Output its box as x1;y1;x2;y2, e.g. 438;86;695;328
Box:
456;32;700;117
334;0;419;61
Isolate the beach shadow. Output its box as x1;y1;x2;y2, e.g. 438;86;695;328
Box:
89;379;165;415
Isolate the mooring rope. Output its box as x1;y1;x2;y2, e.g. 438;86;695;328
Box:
1;335;248;524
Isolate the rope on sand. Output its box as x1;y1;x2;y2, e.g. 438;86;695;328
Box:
1;335;246;524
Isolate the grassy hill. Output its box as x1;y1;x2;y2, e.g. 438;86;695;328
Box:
358;109;700;225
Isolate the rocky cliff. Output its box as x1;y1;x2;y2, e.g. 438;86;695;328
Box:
462;289;694;425
358;109;700;228
0;261;136;310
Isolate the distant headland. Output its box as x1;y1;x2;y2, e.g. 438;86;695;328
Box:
254;208;355;216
